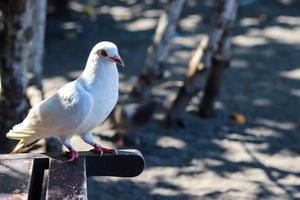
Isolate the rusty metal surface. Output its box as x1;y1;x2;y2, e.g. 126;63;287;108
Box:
28;158;49;199
40;170;49;200
0;153;49;160
0;159;33;200
46;157;87;200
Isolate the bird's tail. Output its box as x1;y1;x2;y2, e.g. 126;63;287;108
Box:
6;124;38;153
11;140;25;153
9;139;39;153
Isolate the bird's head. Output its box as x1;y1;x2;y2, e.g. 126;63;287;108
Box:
93;41;124;67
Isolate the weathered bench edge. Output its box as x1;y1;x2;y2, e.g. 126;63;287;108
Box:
0;149;145;177
0;149;143;160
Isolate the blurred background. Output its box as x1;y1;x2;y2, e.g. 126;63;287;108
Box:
0;0;300;199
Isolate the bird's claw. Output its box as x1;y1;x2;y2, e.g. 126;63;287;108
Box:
67;150;79;162
90;144;117;156
90;148;103;156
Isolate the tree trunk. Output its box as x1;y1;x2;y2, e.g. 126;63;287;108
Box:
198;49;230;117
0;0;34;152
198;0;238;117
130;0;186;99
165;0;239;124
27;0;47;107
165;37;208;126
27;0;46;89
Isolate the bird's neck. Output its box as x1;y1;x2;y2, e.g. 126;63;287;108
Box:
80;58;118;90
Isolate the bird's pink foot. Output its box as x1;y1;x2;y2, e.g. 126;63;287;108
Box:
67;147;79;162
90;144;116;156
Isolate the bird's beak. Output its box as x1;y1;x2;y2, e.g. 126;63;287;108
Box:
110;55;125;67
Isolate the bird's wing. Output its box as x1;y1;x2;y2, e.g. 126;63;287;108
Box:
6;80;93;141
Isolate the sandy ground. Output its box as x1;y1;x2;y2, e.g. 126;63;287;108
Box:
41;0;300;199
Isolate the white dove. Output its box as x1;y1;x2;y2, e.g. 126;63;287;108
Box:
6;41;124;161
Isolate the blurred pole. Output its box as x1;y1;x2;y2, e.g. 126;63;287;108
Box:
0;0;34;152
130;0;186;99
165;0;239;125
27;0;47;106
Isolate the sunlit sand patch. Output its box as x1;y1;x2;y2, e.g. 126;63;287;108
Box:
123;18;157;31
179;15;202;31
232;36;267;47
245;127;279;137
252;151;300;173
109;6;133;21
279;174;300;186
255;119;296;131
276;16;300;26
143;9;161;18
262;26;300;44
280;68;300;80
240;17;261;26
150;188;180;196
156;136;186;149
241;26;300;44
214;139;254;162
173;35;205;48
95;6;134;21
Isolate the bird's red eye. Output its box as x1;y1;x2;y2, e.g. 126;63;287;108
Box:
100;50;108;57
